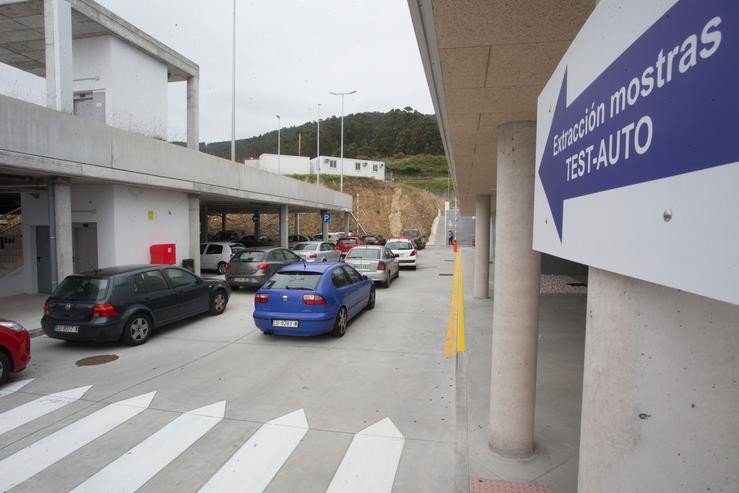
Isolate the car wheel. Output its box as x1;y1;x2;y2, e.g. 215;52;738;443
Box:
366;287;376;310
331;307;348;337
411;265;417;270
0;351;10;384
322;258;327;262
122;313;152;346
210;290;228;315
382;272;390;288
217;262;227;274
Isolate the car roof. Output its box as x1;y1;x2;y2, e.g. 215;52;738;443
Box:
73;264;180;276
278;262;341;274
245;246;281;252
386;238;413;243
349;245;382;249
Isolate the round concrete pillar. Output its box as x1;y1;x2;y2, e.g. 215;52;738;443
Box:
489;121;541;458
474;194;491;298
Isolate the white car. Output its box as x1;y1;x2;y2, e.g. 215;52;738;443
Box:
385;238;417;269
291;241;341;262
200;242;246;273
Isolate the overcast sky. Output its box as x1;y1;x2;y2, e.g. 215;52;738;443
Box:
0;0;434;143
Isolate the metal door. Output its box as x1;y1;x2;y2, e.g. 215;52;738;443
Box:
73;223;98;273
35;226;51;294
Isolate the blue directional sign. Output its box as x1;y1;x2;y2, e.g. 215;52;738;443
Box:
322;212;331;223
252;213;260;224
538;0;739;241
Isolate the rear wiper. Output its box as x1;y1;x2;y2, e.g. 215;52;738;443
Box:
285;286;309;290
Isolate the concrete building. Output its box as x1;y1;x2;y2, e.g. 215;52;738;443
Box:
0;0;350;296
244;154;310;175
310;156;386;180
410;0;738;492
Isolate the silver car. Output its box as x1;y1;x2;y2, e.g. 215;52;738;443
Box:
291;241;341;262
344;245;400;287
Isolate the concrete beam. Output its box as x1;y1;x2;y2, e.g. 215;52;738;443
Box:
44;0;73;113
279;204;289;248
53;179;73;282
186;76;199;150
188;194;200;275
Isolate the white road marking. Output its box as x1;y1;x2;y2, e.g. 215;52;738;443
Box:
0;385;92;436
198;409;309;493
70;401;226;493
0;378;34;398
0;392;156;491
326;418;405;493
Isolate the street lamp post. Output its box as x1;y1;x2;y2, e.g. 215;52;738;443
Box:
330;90;356;192
276;114;281;174
230;0;236;162
316;103;321;186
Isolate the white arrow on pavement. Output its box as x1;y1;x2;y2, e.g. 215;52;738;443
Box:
0;391;156;492
198;409;309;493
326;418;405;493
70;400;226;493
0;385;92;436
0;378;34;398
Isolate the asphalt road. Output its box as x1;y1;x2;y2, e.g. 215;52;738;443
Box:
0;247;457;493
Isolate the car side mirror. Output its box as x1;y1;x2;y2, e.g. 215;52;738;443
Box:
362;275;369;280
394;254;400;258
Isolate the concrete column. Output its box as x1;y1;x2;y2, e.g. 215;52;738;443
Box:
253;211;260;238
220;213;227;233
53;180;73;282
343;211;350;234
279;204;289;248
186;76;200;150
321;210;329;241
489;121;541;458
294;213;300;235
43;0;73;113
473;194;491;298
579;267;739;492
199;203;208;242
188;195;201;275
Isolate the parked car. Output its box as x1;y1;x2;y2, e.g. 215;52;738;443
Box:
361;235;382;246
328;232;349;242
253;263;375;337
288;235;311;248
209;230;245;242
0;319;31;383
200;242;246;273
335;236;363;258
291;241;341;262
401;228;426;250
386;238;417;269
344;246;400;288
41;266;230;346
225;247;303;290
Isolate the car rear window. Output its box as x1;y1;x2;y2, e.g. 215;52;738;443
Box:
53;276;110;302
263;271;322;290
387;241;413;250
292;243;314;251
347;248;380;259
237;251;266;262
338;238;357;244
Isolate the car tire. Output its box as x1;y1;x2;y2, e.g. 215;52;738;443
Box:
322;258;327;262
0;351;10;384
367;287;376;310
411;265;417;270
121;313;152;346
382;272;390;288
210;290;228;315
217;262;227;274
331;307;348;337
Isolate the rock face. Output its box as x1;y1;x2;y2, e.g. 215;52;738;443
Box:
208;178;443;240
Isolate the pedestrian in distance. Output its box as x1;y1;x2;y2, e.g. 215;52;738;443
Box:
448;229;454;245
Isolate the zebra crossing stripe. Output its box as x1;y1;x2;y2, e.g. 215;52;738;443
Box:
0;391;156;491
70;401;226;493
325;418;405;493
0;378;34;398
0;385;92;436
198;409;309;493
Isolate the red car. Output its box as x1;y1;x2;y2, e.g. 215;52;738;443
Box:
335;236;364;258
0;319;31;383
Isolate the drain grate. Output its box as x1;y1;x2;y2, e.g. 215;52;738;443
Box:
470;479;550;493
76;354;119;366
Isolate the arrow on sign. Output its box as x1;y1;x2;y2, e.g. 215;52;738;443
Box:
539;0;739;240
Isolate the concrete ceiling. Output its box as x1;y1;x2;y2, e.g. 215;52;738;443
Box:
411;0;594;215
0;0;197;81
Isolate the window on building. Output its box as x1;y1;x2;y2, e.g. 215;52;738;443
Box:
330;160;337;168
373;164;378;172
355;162;361;171
324;158;329;164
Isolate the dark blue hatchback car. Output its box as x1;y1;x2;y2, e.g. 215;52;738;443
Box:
253;262;375;337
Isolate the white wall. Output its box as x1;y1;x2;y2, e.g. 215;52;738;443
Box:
256;154;310;175
72;36;168;139
112;185;190;266
310;156;385;180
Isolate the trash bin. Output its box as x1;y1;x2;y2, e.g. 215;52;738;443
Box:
182;258;195;272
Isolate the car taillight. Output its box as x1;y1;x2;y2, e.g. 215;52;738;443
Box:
308;253;317;259
257;263;269;270
44;302;49;315
303;294;326;305
92;303;118;318
410;249;417;256
255;293;269;303
225;262;231;271
377;261;386;271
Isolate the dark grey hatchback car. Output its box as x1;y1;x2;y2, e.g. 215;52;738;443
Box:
42;265;230;345
225;247;303;289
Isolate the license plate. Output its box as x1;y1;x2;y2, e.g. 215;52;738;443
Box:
234;277;250;282
272;320;298;328
56;325;79;333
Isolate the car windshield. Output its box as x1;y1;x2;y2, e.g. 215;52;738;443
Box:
53;276;110;302
403;230;419;237
387;241;413;250
264;271;322;290
292;243;315;251
347;248;380;259
237;251;266;262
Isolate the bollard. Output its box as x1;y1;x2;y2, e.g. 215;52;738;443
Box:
453;239;458;252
